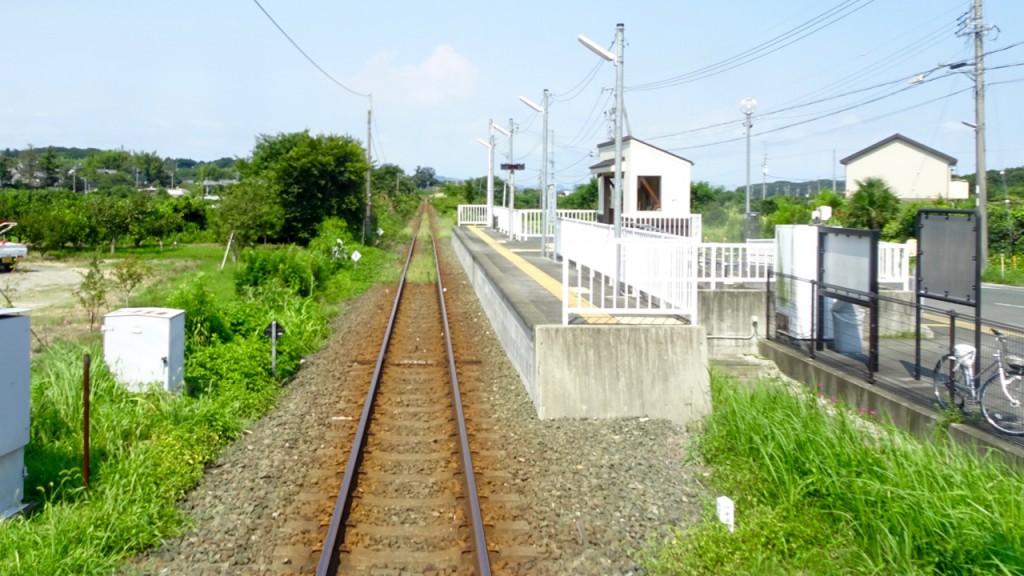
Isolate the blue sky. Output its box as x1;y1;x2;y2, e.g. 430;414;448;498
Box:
1;0;1022;190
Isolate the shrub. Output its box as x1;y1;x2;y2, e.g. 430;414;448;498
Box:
165;274;232;350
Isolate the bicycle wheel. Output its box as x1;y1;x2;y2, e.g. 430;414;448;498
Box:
933;354;968;411
980;375;1024;435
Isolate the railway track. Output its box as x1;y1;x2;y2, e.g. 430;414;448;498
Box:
317;209;491;575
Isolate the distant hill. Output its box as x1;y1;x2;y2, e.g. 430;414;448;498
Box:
734;178;845;199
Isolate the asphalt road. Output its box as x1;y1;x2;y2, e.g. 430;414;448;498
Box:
980;283;1024;326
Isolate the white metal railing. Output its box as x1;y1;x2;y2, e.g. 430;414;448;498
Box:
878;241;912;290
457;204;489;226
697;242;775;288
622;213;703;241
694;239;913;289
493;206;511;235
562;237;697;325
512;209;542;240
557;209;598;222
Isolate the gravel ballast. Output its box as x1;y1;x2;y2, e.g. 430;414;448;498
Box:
126;239;707;575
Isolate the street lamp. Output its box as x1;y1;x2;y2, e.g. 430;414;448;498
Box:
520;90;552;257
492;121;513;209
1004;169;1014;263
740;97;757;218
579;24;624;239
476;126;494;228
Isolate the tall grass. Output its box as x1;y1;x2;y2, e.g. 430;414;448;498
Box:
640;372;1024;575
0;234;398;575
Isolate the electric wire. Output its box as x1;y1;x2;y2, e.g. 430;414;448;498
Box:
250;0;370;99
628;0;876;91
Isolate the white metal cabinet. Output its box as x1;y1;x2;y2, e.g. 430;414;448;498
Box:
102;308;185;393
0;308;30;518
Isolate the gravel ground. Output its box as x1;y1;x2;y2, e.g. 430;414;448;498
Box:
125;239;707;575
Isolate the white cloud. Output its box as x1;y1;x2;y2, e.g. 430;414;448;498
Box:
354;45;478;109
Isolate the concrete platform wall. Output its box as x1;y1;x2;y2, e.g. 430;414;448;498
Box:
452;230;711;425
536;325;710;423
700;289;764;358
451;232;538;405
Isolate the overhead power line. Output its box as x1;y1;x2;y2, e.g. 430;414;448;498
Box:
629;0;877;91
250;0;370;99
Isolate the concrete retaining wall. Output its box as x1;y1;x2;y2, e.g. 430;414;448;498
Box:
760;339;1024;467
536;325;711;423
452;231;711;425
452;232;538;406
699;289;764;358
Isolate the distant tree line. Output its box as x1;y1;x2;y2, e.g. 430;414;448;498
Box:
0;131;422;253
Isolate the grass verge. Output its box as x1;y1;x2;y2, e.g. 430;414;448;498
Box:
0;235;395;575
638;370;1024;575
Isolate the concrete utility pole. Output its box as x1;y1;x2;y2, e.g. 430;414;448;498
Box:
761;143;768;200
973;0;989;268
578;25;624;236
363;103;372;245
508;118;516;211
741;97;757;219
486;119;495;226
520;90;550;256
613;23;624;239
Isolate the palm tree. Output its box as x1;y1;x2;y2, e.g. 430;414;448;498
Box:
845;177;900;231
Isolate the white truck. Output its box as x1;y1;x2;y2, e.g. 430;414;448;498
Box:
0;222;27;272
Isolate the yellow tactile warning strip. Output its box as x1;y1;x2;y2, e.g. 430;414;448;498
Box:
465;226;614;323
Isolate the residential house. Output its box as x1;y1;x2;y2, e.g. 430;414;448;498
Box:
840;134;968;200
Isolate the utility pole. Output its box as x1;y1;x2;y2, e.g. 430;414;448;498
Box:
613;23;624;239
761;143;767;200
832;149;837;192
974;0;988;268
362;103;372;245
486;119;495;227
741;97;757;238
508;118;516;211
959;0;992;267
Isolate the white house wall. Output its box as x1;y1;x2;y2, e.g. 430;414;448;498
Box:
628;141;692;215
844;140;951;200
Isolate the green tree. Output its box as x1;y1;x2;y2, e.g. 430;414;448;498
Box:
844;177;900;231
38;147;61;188
690;181;724;213
239;131;368;244
761;197;812;236
135;151;169;187
412;165;437;189
110;257;151;306
214;179;284;252
560;178;598;210
74;255;108;331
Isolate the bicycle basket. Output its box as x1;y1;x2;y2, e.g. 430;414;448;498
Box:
954;344;976;366
1007;355;1024;376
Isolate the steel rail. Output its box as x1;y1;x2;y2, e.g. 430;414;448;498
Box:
316;219;419;576
431;222;492;575
317;210;492;574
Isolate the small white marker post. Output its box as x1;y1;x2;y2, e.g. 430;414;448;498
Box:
351;249;362;269
716;496;735;533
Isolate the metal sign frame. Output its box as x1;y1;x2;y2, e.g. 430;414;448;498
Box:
816;226;880;374
914;209;981;381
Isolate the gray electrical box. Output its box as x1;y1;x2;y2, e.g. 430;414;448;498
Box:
102;308;185;393
0;308;30;519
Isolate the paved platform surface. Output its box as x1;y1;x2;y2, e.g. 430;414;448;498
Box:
452;226;564;330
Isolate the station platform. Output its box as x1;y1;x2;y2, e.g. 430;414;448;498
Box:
449;225;711;425
450;226;564;329
452;224;1024;463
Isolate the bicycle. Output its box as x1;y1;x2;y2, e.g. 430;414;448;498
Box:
932;328;1024;435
